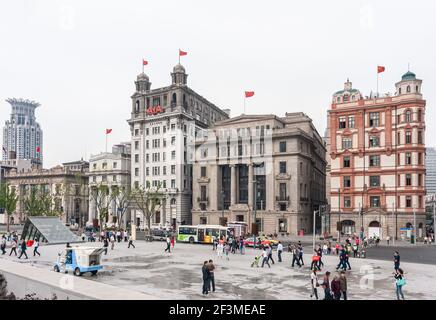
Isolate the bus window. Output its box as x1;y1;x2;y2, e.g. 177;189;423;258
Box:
179;227;197;235
206;228;213;236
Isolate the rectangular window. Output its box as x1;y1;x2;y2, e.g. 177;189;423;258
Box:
279;161;287;174
344;196;351;208
418;131;423;144
171;151;176;160
171;179;176;188
201;166;207;178
369;136;380;147
135;141;139;150
343;156;351;168
279;141;286;153
418;153;423;165
418;195;422;208
134;154;139;163
406;196;412;208
146;167;149;176
369;112;380;127
113;162;117;168
171;136;176;145
369;176;380;187
405;131;412;144
406;152;412;165
171;165;176;175
369;155;380;167
348;116;355;128
406;174;412;186
134;168;139;177
339;117;347;129
342;138;352;149
343;176;351;188
418;174;422;186
171;124;176;131
370;196;381;208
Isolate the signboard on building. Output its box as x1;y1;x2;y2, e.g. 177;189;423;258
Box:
146;105;164;116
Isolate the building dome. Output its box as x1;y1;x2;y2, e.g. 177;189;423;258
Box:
173;63;186;73
137;72;149;81
402;71;416;81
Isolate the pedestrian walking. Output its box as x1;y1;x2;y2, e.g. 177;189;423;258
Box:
311;250;320;271
394;251;400;271
291;245;301;268
277;241;283;262
331;275;341;300
344;249;351;270
316;245;324;270
207;259;216;293
339;271;348;300
261;248;270;268
224;242;231;261
103;237;109;255
164;236;171;253
310;269;320;300
322;271;332;300
171;236;175;248
18;240;28;259
33;239;41;257
9;239;18;256
240;237;245;255
394;268;406;300
298;244;304;265
1;236;6;255
128;235;135;248
336;249;347;271
110;235;115;250
124;230;129;242
267;245;275;265
386;235;390;246
352;243;358;258
202;261;210;295
217;241;223;258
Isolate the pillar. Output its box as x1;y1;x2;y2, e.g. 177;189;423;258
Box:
248;163;253;209
230;164;236;205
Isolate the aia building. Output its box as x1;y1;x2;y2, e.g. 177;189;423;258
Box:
327;71;426;240
127;63;230;230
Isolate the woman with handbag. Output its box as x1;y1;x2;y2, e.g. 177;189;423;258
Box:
394;268;406;300
310;269;320;300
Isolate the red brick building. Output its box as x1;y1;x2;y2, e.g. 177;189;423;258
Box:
326;71;426;240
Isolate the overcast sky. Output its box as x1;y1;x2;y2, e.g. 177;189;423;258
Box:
1;0;435;168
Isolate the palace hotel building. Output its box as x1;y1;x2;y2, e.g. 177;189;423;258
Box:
327;70;426;239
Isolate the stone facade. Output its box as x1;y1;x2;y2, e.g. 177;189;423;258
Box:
87;143;131;228
327;71;427;240
191;113;327;235
4;161;89;226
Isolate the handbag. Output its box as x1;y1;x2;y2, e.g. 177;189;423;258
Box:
397;278;406;286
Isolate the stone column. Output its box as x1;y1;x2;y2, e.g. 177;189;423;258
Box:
230;164;236;205
248;163;253;209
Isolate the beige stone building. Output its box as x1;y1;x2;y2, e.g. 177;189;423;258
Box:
4;160;89;226
191;113;327;235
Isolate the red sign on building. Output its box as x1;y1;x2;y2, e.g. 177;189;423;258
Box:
146;105;164;116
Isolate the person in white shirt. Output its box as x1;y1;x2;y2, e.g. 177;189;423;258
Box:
164;236;171;253
277;241;284;262
310;269;319;299
33;239;41;256
261;248;270;268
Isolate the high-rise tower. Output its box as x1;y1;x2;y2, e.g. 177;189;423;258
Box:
2;98;43;166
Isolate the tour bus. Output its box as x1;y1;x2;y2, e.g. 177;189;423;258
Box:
177;225;231;244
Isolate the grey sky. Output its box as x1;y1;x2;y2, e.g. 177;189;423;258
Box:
1;0;435;168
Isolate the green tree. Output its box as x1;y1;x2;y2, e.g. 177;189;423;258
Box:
23;186;45;217
89;183;112;232
112;186;131;229
131;182;165;236
0;183;19;233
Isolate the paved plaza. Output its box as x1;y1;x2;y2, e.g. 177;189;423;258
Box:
1;240;435;300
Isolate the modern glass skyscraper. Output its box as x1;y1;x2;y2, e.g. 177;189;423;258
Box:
426;147;436;195
2;98;43;166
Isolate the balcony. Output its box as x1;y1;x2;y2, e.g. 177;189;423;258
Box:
197;197;209;204
276;196;289;202
300;197;309;202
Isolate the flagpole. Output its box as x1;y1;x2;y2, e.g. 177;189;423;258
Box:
142;59;144;73
178;50;180;64
244;97;246;114
376;71;379;99
105;133;108;154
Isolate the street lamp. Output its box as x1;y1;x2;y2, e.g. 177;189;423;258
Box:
312;209;320;252
338;188;341;243
253;179;258;250
220;189;225;226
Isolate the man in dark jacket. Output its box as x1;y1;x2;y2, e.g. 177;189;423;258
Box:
207;259;216;292
202;261;210;295
18;240;28;259
339;271;348;300
331;275;341;300
394;251;400;271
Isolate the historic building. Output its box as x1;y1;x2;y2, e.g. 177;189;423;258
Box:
327;71;426;240
127;63;230;230
191;113;327;235
4;161;89;226
87;142;131;228
2;98;43;166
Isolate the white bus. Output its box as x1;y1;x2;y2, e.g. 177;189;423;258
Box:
177;225;230;244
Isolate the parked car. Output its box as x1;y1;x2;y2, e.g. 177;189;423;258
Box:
151;229;173;241
243;236;279;248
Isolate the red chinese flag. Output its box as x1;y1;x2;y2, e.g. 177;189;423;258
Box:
377;66;385;73
143;59;148;66
106;129;112;134
245;91;255;98
36;146;40;153
179;49;187;56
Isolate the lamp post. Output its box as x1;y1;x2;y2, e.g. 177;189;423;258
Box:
253;179;257;250
338;188;341;243
313;209;319;252
392;203;395;246
413;206;417;246
220;189;225;226
433;202;436;246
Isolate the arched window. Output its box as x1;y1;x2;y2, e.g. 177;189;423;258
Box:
135;100;140;113
170;198;176;206
405;110;412;123
351;95;355;101
171;93;177;106
337;97;341;103
369;221;380;228
183;94;187;109
398;88;402;95
407;85;411;93
406;222;412;229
